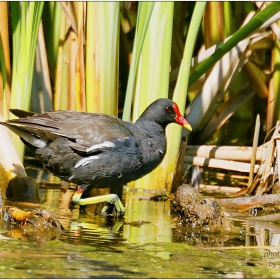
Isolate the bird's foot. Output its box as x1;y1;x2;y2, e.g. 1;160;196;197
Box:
72;191;125;216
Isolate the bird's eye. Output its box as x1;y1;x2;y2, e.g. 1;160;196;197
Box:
164;107;171;112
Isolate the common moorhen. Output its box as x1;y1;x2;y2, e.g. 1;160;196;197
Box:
1;98;192;214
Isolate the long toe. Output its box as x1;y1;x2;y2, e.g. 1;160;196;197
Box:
72;191;125;216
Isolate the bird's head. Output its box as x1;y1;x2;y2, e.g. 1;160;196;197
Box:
139;98;192;131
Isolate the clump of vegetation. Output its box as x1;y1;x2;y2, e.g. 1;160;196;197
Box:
173;184;234;232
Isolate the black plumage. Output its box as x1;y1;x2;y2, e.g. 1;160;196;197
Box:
2;98;192;213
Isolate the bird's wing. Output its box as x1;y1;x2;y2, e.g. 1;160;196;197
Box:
4;110;134;150
10;109;36;118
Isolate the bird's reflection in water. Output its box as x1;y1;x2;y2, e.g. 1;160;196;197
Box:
41;186;175;246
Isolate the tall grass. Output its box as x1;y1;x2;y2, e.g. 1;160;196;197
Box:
10;2;44;160
0;1;280;193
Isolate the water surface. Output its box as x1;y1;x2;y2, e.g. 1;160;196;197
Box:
1;185;280;278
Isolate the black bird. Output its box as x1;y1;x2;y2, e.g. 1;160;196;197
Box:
1;98;192;214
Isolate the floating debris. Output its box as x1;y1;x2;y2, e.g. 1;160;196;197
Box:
2;206;62;242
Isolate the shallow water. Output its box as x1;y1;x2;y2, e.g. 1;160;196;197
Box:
1;185;280;278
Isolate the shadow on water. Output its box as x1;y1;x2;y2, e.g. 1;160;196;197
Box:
1;179;280;278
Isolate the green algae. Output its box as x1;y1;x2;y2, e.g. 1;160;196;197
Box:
1;188;280;278
0;234;279;278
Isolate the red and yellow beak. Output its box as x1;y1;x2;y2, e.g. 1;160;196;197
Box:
182;122;192;131
173;103;192;131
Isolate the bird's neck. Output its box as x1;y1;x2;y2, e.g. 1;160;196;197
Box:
133;119;166;138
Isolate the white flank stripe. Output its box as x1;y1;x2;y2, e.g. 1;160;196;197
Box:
86;141;116;152
116;137;129;143
75;155;99;168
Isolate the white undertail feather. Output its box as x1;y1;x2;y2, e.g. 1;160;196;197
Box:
6;125;47;148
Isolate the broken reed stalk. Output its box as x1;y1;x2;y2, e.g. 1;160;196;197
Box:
248;114;260;188
276;139;280;182
248;122;280;195
185;155;259;173
184;123;280;196
186;144;267;162
254;143;274;195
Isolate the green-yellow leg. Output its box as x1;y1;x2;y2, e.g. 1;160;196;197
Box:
72;191;125;215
